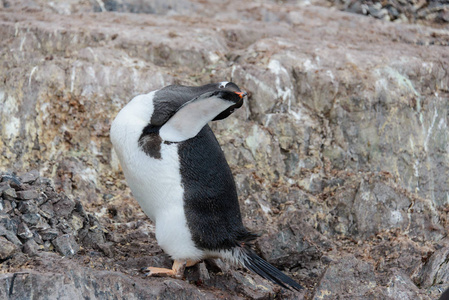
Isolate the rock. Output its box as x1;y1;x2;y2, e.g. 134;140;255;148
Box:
16;190;39;200
0;199;14;213
52;234;79;257
0;223;23;247
17;222;34;240
23;239;39;256
38;202;54;219
19;170;39;184
416;246;449;288
312;255;377;299
53;196;76;217
39;228;59;241
0;255;238;299
0;236;18;260
17;200;39;214
2;187;17;199
0;174;21;186
21;213;41;226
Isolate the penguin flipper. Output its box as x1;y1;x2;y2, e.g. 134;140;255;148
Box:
159;94;235;142
239;245;303;291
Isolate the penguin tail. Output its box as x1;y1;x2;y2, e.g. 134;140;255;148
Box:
237;244;303;291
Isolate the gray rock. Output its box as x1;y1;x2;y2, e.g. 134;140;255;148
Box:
312;255;378;299
52;234;79;257
0;199;14;213
19;170;39;184
17;200;39;214
23;239;39;256
53;196;76;217
2;187;17;199
16;190;39;201
39;228;59;241
417;246;449;288
0;236;18;260
38;202;54;219
17;222;33;240
21;213;41;226
0;256;236;299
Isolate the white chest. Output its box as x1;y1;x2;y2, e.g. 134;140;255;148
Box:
109;91;204;260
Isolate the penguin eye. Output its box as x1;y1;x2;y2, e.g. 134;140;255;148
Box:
218;82;228;89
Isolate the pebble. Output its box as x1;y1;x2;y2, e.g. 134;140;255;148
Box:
53;196;76;217
0;236;18;259
16;190;39;200
17;222;34;240
40;228;60;241
52;234;80;257
18;201;39;214
21;213;41;226
3;187;17;199
20;170;39;184
23;239;39;256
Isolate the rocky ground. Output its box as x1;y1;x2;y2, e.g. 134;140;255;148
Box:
0;0;449;299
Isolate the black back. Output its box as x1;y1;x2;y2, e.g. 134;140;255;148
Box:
178;126;257;250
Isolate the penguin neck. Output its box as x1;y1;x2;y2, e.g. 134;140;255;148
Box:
111;91;156;147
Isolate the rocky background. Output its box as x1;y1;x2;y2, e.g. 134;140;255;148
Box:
0;0;448;299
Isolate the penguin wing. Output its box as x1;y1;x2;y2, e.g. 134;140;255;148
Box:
159;95;234;142
179;126;256;250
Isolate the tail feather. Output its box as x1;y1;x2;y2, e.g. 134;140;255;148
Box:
239;245;303;291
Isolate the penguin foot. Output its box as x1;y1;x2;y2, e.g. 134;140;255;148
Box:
142;259;188;279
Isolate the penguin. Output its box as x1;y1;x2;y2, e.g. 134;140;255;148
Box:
110;82;303;291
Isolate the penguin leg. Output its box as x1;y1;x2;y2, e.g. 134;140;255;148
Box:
143;259;188;279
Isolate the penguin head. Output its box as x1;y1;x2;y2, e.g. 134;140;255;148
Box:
152;82;247;125
211;82;247;121
157;82;248;142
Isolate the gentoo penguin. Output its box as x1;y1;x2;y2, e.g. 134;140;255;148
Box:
110;82;303;291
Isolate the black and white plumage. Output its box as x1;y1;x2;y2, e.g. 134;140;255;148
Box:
110;82;303;291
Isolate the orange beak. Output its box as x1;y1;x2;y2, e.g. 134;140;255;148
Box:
236;91;248;99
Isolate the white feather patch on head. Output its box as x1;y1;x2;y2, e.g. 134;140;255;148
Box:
219;81;229;88
159;95;234;142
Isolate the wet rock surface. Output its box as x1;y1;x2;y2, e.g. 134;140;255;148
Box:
0;0;448;299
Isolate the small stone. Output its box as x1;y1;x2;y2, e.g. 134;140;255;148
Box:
98;242;114;257
2;187;17;199
0;182;11;193
1;174;22;186
53;196;76;217
70;213;85;233
20;170;39;184
16;190;39;200
23;239;39;256
17;222;34;240
0;216;19;233
18;201;39;214
52;234;79;257
0;236;18;259
21;213;41;226
0;199;14;213
33;231;43;245
0;223;22;246
57;219;73;234
40;228;59;241
34;218;51;231
39;202;54;219
43;240;53;251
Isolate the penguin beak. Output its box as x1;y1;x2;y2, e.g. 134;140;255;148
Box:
235;91;248;99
